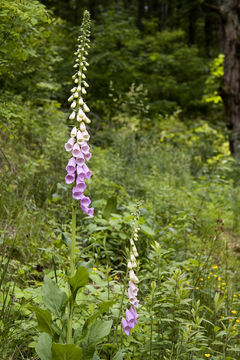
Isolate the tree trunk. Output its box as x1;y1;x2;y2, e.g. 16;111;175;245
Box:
221;1;240;157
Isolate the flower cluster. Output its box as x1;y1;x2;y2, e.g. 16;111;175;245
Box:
121;225;140;335
64;11;94;217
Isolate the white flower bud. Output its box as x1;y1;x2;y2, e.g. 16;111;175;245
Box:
68;95;74;102
76;114;81;122
80;122;86;132
71;87;76;93
71;101;76;109
85;51;88;55
133;251;138;257
78;109;85;119
83;81;89;88
82;56;86;61
80;62;84;66
130;239;135;246
73;92;78;98
77;71;81;76
131;261;137;268
82;88;87;95
83;66;87;71
71;126;77;137
69;111;76;120
82;73;86;79
73;63;78;68
77;86;81;91
131;254;136;262
72;73;77;79
85;61;89;66
78;98;84;105
127;261;133;270
84;116;91;124
74;51;78;55
74;78;78;83
83;104;90;112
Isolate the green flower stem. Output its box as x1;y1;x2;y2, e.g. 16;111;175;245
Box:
70;204;76;277
67;204;76;344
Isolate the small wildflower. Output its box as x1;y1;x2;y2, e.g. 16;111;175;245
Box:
212;265;218;269
195;286;199;290
221;282;226;286
197;253;200;256
231;310;237;314
218;277;221;281
236;319;240;323
207;276;210;279
204;354;211;358
221;316;224;319
186;281;190;285
114;275;118;280
200;278;203;281
186;268;190;271
92;267;97;271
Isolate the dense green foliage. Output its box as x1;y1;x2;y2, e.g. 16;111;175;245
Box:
1;0;240;359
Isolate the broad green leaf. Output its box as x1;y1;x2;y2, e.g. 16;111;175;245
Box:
69;266;88;298
52;343;82;360
113;351;125;360
88;319;113;345
141;225;155;236
42;277;68;317
78;300;115;342
35;333;52;360
82;320;113;359
32;306;53;335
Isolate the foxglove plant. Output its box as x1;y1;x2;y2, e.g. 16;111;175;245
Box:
64;10;94;218
121;224;140;335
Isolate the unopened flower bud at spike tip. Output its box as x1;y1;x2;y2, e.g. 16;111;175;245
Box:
78;109;85;119
83;104;90;112
71;101;77;109
79;98;84;105
69;111;76;120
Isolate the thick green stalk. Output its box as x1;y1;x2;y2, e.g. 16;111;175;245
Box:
67;205;76;343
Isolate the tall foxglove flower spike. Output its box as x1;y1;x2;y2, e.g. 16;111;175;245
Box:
122;221;140;336
64;10;93;217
